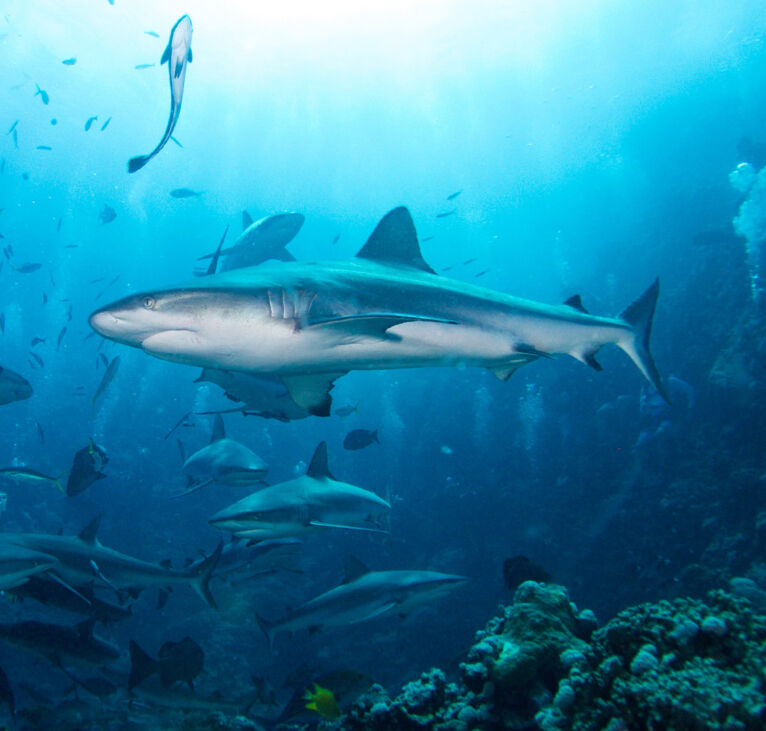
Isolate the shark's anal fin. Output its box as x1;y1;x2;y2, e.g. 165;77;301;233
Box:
78;516;101;545
306;442;336;480
281;373;344;417
356;207;437;274
563;294;589;313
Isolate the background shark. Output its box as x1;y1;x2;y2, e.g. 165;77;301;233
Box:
89;206;666;416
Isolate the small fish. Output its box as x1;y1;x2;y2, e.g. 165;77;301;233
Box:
462;258;477;265
100;117;111;131
30;337;45;347
62;57;77;65
29;352;44;368
343;428;379;451
169;188;201;198
145;30;160;38
90;277;105;284
0;467;63;492
99;353;109;369
6;121;18;135
334;401;360;417
421;236;434;242
0;158;4;174
304;683;340;720
442;265;454;272
36;421;45;445
34;84;49;105
98;204;116;224
57;217;63;232
446;190;462;201
36;145;52;151
332;233;341;245
66;304;73;322
170;136;183;147
436;209;457;218
440;444;453;455
134;63;155;70
475;269;490;278
84;116;98;131
2;246;10;260
15;262;42;274
57;326;67;350
64;244;79;249
92;356;120;409
50;118;57;125
109;274;121;285
0;313;4;333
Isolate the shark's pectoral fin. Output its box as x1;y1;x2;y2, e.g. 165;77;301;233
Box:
280;373;345;417
308;313;456;341
308;520;389;534
272;249;296;263
358;602;398;622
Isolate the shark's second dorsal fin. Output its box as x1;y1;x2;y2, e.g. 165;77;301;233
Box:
210;414;226;443
78;516;101;545
563;294;589;314
242;210;254;230
343;555;370;584
356;207;436;274
307;442;336;481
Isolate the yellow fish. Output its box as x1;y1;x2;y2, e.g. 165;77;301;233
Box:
304;682;340;719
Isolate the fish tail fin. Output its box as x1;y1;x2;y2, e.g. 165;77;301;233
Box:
255;612;275;649
129;639;158;690
617;278;669;403
188;541;222;609
127;155;150;174
55;473;67;494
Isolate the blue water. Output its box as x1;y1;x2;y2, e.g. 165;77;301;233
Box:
1;0;766;725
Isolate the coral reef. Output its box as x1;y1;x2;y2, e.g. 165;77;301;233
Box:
323;582;766;731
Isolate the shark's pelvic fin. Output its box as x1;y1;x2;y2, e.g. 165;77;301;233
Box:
280;373;344;417
306;442;336;481
356;207;436;274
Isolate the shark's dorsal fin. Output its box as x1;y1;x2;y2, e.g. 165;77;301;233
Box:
356;207;436;274
76;617;96;637
307;442;336;481
210;414;226;443
78;516;101;545
563;294;589;314
343;555;370;584
242;210;254;230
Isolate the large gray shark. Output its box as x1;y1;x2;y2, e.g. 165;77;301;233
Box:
255;558;467;648
90;206;667;414
197;212;305;271
0;517;222;608
180;414;268;495
0;544;58;590
128;15;193;173
209;442;390;540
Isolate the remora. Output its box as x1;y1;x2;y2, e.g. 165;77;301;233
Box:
0;517;222;608
90;206;667;415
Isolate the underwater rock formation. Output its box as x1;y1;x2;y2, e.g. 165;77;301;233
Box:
323;582;766;731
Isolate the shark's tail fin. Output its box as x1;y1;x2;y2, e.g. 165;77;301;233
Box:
128;640;158;690
127;155;151;174
255;612;275;649
187;541;222;609
617;278;669;403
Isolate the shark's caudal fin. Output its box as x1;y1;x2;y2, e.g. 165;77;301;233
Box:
128;639;158;690
617;278;669;403
255;612;275;649
127;155;151;174
187;541;222;609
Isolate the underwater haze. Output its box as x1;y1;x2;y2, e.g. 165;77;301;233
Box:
1;0;766;728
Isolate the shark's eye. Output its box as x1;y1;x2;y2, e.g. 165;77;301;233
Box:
142;296;156;310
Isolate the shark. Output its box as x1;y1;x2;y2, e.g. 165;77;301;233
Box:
89;206;667;415
0;544;58;590
180;414;268;495
128;15;193;173
255;557;467;648
209;442;390;540
197;212;305;272
0;517;222;608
